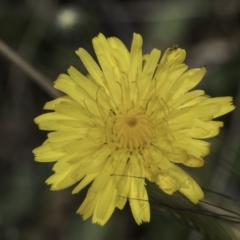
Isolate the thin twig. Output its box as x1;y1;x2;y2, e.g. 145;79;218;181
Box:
0;39;61;98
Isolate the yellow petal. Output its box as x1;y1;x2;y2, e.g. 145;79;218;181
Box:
130;33;142;82
156;174;179;195
92;180;117;225
179;179;204;204
33;143;65;162
75;48;103;85
171;67;206;100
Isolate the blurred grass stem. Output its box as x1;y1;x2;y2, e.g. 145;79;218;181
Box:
0;39;60;98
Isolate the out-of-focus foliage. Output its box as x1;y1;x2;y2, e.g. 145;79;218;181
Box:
0;0;240;239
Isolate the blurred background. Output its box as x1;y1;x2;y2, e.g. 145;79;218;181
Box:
0;0;240;239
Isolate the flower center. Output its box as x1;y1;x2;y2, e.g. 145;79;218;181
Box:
126;117;137;127
113;110;155;150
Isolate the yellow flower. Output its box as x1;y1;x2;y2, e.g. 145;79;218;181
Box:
33;33;235;225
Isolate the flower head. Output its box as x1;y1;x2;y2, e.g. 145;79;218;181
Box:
33;33;235;225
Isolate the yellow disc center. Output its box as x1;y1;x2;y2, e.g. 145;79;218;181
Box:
126;117;137;127
113;110;155;150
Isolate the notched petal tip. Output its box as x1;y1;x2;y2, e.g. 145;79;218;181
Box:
75;47;85;58
131;33;143;51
